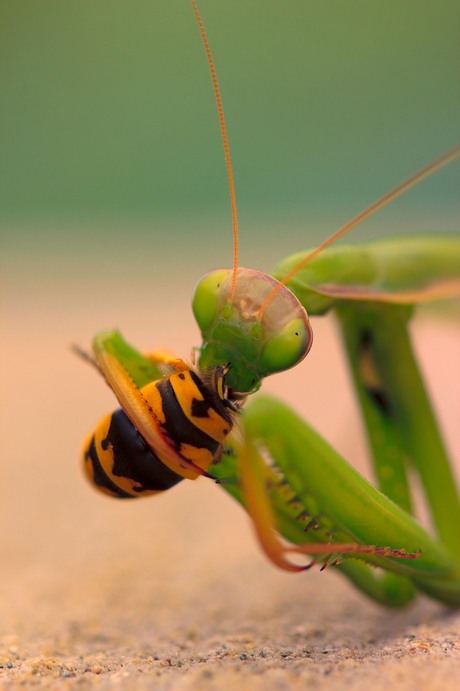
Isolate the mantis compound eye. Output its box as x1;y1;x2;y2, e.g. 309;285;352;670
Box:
192;269;230;333
259;317;312;374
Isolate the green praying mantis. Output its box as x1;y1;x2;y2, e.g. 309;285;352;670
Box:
78;2;460;608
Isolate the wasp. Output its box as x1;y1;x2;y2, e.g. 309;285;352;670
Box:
81;353;238;498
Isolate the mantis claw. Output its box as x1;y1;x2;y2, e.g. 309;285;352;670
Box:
214;476;239;486
236;421;422;573
286;494;302;506
295;509;309;521
304;518;321;532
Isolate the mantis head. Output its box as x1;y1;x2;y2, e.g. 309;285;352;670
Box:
192;268;313;395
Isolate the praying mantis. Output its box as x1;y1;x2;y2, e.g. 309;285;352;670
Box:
77;1;460;608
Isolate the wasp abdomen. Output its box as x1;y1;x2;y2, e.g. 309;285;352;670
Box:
82;365;236;499
83;408;185;498
156;377;223;454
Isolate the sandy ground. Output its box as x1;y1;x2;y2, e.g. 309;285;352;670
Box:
1;264;460;690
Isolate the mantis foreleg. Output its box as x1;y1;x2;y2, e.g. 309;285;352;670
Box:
215;393;460;606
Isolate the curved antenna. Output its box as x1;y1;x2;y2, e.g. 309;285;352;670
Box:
257;143;460;318
191;0;239;301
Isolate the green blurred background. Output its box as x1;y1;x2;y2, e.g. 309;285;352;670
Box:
1;0;459;280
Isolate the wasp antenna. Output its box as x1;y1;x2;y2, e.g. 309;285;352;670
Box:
190;0;239;301
257;143;460;318
71;344;104;376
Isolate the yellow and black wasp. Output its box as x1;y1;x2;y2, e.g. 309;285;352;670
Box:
81;351;239;499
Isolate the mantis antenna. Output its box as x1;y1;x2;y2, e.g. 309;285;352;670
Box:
191;1;459;317
190;0;239;302
257;143;460;318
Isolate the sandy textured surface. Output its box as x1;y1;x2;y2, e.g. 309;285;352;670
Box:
1;263;459;690
2;548;460;691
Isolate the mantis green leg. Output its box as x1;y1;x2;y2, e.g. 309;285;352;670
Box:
336;302;460;567
91;330;165;387
217;437;416;607
261;236;460;605
215;395;460;606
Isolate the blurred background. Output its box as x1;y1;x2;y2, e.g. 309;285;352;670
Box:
2;1;459;261
1;0;459;648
